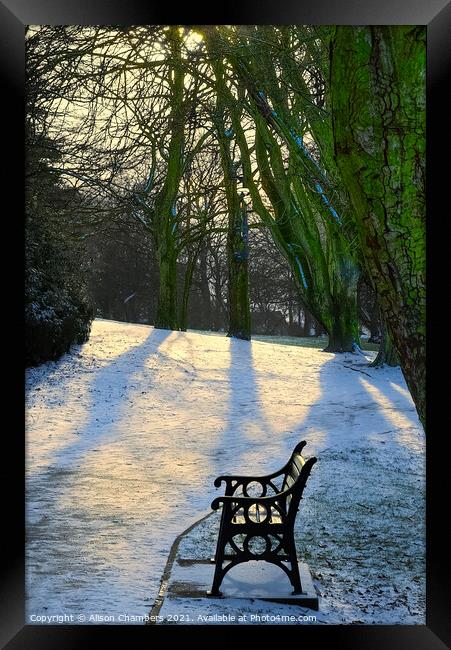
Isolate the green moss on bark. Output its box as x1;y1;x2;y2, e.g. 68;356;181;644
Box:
330;26;425;426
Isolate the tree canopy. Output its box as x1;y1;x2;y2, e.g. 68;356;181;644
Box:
25;25;425;426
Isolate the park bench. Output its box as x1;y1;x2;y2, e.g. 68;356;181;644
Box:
208;440;317;597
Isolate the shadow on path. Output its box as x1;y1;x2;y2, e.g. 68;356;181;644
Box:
40;328;173;472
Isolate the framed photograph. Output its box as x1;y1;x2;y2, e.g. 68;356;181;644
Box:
4;0;449;647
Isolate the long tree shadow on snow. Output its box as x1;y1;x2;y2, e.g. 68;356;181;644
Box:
287;350;422;453
214;337;291;478
289;351;425;623
287;349;424;559
36;327;173;473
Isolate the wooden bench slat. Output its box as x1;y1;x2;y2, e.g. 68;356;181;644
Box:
280;454;306;491
283;473;296;490
293;454;305;473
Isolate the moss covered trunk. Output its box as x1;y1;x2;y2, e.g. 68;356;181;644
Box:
251;99;360;353
323;321;356;353
368;301;382;343
323;297;360;353
179;251;198;332
153;27;185;331
209;50;251;340
371;329;399;367
330;26;426;426
155;247;178;330
227;195;251;340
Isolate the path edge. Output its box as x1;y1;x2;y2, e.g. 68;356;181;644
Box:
147;510;214;624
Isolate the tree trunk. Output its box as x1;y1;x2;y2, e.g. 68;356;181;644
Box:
227;195;251;340
368;300;382;343
212;278;224;331
198;248;213;329
303;310;313;337
314;319;325;337
152;27;185;333
330;26;426;427
371;329;399;367
209;51;251;340
155;249;178;330
252;103;361;353
179;253;198;332
322;301;360;353
208;31;357;349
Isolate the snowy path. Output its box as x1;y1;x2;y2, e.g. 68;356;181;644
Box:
25;319;425;624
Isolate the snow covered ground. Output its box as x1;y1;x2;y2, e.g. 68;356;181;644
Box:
25;319;425;625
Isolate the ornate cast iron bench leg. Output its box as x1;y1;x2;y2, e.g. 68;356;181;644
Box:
285;534;303;594
208;443;317;598
207;506;228;596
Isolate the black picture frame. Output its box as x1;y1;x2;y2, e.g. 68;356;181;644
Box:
4;1;450;647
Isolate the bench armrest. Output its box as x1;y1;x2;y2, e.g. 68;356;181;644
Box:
213;472;287;497
211;493;285;511
214;470;286;488
212;456;317;511
213;441;308;493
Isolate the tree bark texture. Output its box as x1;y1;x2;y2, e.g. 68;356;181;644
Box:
330;26;426;426
154;27;185;330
